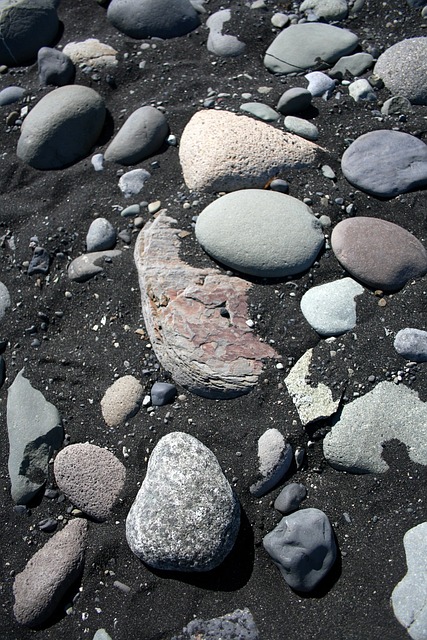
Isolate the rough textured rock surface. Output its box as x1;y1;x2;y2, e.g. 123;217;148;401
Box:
391;522;427;640
331;217;427;291
250;428;293;497
263;508;337;592
107;0;200;40
7;369;62;504
285;349;342;425
172;608;260;640
62;38;118;69
323;382;427;473
179;109;324;192
126;432;240;571
13;519;88;627
374;37;427;105
54;442;126;521
101;375;144;426
134;212;278;399
17;85;106;169
299;0;348;21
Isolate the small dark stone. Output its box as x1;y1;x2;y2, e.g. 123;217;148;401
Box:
220;307;230;318
44;487;59;499
28;247;50;275
14;505;30;516
151;381;177;406
38;517;58;533
0;339;7;354
0;356;5;388
274;483;307;514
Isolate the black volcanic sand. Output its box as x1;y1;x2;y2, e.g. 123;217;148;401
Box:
1;1;427;639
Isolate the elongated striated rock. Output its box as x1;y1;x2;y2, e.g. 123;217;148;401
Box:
134;212;278;398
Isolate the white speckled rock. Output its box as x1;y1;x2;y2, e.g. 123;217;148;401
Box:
250;429;292;497
105;106;168;165
126;432;240;571
179;109;323;192
17;85;106;169
54;443;126;521
101;375;144;426
13;519;88;627
394;328;427;362
195;190;324;278
374;37;427;105
63;39;118;69
300;277;364;336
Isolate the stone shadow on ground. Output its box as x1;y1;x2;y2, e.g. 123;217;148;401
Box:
292;532;343;599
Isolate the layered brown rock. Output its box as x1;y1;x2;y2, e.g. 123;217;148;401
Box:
134;212;278;398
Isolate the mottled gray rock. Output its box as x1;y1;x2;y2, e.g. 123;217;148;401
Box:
86;218;116;252
54;443;126;521
179;109;324;192
37;47;75;86
263;508;337;592
329;52;374;79
285;349;342;425
151;382;177;406
305;71;336;99
274;483;307;514
17;85;106;169
381;96;413;116
172;608;260;640
391;522;427;640
7;369;62;504
134;213;278;399
118;168;151;197
126;432;240;571
0;281;11;321
93;631;113;640
0;0;59;66
206;9;246;57
105;106;168;165
195;190;324;278
264;23;358;74
300;277;364;336
13;519;88;627
276;87;312;115
250;429;292;497
341;130;427;198
331;217;427;290
240;102;279;121
68;250;122;282
107;0;200;39
299;0;348;21
284;115;319;141
394;328;427;362
374;37;427;105
323;382;427;473
0;86;25;105
62;39;118;70
348;78;376;102
101;375;144;426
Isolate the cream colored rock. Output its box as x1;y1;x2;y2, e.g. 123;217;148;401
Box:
179;109;324;192
63;39;118;69
101;375;144;427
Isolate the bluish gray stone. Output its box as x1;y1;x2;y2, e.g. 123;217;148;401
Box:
206;9;246;57
264;23;358;74
348;78;376;102
240;102;279;121
391;522;427;640
118;168;151;197
329;52;374;79
394;328;427;362
305;71;336;99
250;429;292;497
274;483;307;514
0;281;11;321
0;86;25;105
341;130;427;197
28;246;50;275
150;381;177;406
195;189;324;278
68;250;122;282
276;87;312;115
37;47;75;86
104;106;168;165
374;37;427;105
299;0;348;21
269;178;289;193
0;0;59;66
126;432;240;571
323;382;427;473
263;508;337;592
284;115;319;141
172;608;260;640
107;0;200;39
300;277;364;336
86;218;116;252
17;85;106;169
7;369;62;504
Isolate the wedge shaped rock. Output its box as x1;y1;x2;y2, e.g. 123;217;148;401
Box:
134;212;278;399
68;250;122;282
250;429;292;497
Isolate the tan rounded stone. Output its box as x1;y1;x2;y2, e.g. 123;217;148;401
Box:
101;375;144;427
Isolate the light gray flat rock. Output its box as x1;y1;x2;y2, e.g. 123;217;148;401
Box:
323;382;427;473
195;189;324;278
101;375;144;426
68;250;122;282
0;86;26;105
118;168;151;197
300;277;364;336
375;37;427;105
264;23;358;74
107;0;200;39
284;116;319;141
391;522;427;640
13;519;88;627
7;369;62;504
105;106;168;165
206;9;246;57
240;102;279;121
348;78;376;102
126;432;240;571
305;71;336;99
329;52;374;79
63;39;118;70
250;429;293;497
86;217;116;252
394;328;427;362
